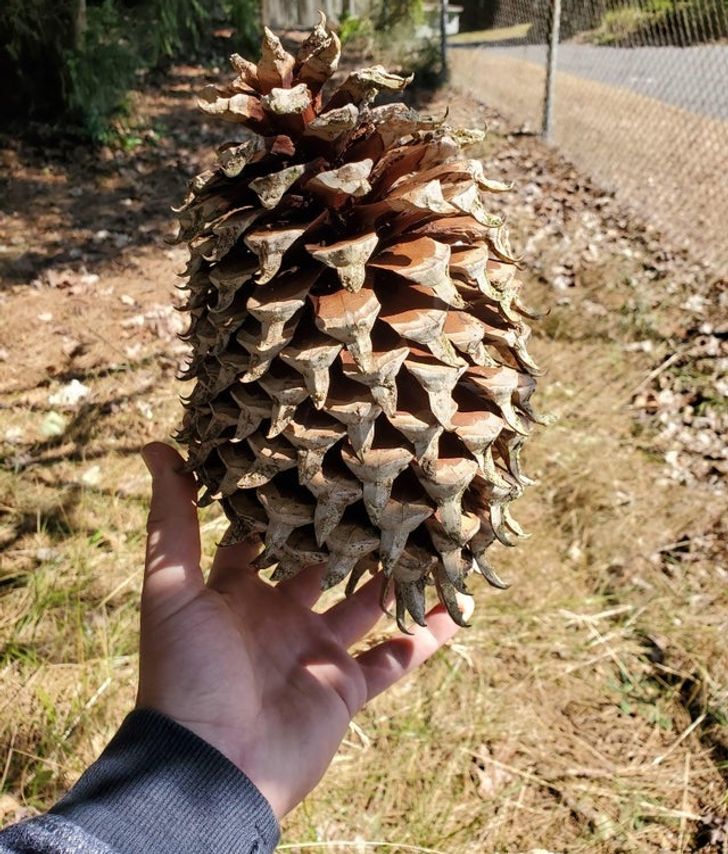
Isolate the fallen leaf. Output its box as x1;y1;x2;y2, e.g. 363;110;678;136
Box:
48;379;90;407
40;411;68;437
4;426;24;444
81;465;102;486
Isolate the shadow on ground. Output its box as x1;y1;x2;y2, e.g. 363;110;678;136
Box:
0;66;230;288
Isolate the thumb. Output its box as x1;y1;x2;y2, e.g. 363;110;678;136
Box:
141;442;204;617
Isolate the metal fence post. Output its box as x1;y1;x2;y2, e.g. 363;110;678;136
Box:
542;0;562;141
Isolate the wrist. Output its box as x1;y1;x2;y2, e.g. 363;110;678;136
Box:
136;703;287;818
52;708;280;852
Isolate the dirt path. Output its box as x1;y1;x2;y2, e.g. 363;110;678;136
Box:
1;66;726;852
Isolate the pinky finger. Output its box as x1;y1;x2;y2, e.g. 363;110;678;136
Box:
355;596;474;702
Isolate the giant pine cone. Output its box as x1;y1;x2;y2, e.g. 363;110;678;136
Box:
174;17;544;630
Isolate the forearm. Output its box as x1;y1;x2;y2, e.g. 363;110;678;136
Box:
0;709;279;854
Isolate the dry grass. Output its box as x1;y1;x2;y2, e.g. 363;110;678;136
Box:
1;67;727;853
278;286;728;852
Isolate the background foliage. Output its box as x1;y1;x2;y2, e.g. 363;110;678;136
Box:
340;0;443;88
0;0;434;141
0;0;261;140
458;0;728;43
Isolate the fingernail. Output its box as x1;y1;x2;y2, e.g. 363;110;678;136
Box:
141;445;162;478
457;593;475;622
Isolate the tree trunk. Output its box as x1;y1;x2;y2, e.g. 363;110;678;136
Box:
71;0;87;49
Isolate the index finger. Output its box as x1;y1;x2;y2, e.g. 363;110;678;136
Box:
141;442;204;616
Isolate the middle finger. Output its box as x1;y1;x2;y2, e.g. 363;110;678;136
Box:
322;572;393;648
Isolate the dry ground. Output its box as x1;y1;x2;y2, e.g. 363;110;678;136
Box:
0;62;726;853
449;24;533;45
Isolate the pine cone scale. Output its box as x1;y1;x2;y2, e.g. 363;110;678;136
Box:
176;19;543;627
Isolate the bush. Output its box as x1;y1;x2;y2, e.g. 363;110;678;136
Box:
338;15;375;46
0;0;73;125
595;5;655;43
372;0;424;32
590;0;728;46
340;0;442;89
0;0;261;141
64;2;141;139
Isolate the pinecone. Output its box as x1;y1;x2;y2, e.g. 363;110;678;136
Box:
174;17;544;630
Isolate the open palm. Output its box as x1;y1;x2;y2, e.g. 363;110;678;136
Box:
137;443;470;818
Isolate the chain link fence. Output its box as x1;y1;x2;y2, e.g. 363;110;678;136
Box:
450;0;728;273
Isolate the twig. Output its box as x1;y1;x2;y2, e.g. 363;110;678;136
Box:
626;343;697;401
678;753;691;852
11;749;66;771
0;726;16;791
347;719;371;749
584;623;637;686
98;570;141;608
467;750;553;788
559;604;634;623
637;801;702;822
564;649;619;674
60;677;113;742
656;539;692;554
649;714;705;767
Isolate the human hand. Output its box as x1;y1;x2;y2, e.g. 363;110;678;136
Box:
137;442;472;819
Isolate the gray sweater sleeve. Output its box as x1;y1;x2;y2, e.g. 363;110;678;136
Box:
0;709;279;854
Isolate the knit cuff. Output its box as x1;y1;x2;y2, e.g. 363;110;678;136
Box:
51;708;279;854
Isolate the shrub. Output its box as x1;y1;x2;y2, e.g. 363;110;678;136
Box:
590;0;728;46
0;0;261;141
595;6;655;44
340;0;441;88
63;2;141;139
338;15;374;46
